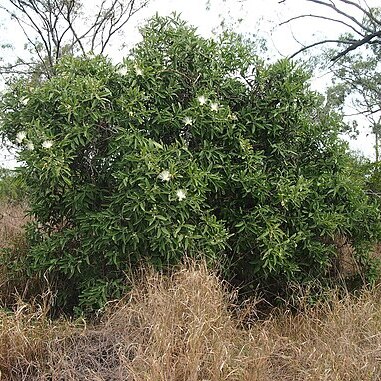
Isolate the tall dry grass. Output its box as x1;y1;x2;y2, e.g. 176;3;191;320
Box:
2;202;381;380
0;201;27;249
0;201;38;307
1;261;381;380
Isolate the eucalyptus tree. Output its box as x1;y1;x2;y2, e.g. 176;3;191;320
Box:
0;0;150;80
326;49;381;160
279;0;381;61
278;1;381;166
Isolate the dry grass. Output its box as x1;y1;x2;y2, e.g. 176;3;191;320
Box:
0;201;28;250
0;201;38;307
0;297;63;380
2;203;381;380
2;262;381;380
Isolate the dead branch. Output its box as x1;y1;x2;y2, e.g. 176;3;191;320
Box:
280;0;381;60
289;39;353;59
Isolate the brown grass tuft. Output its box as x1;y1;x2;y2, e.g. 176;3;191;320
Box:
0;294;63;380
41;262;254;380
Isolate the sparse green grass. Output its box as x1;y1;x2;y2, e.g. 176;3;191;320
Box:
2;202;381;380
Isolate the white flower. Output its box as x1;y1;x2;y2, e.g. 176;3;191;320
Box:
229;113;238;121
118;66;128;75
26;142;34;150
183;116;193;126
42;140;53;149
21;97;29;106
176;189;186;201
128;111;134;117
210;102;219;112
158;170;172;182
135;65;143;76
16;131;26;143
197;95;207;105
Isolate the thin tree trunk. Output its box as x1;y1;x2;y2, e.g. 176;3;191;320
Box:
375;129;379;164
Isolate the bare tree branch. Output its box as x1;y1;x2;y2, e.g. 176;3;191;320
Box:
338;0;380;27
331;30;381;60
281;0;381;60
305;0;375;33
289;39;353;59
8;0;54;67
0;0;151;79
10;10;52;76
343;108;381;117
279;14;364;36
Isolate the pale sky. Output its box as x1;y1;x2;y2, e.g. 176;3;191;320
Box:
0;0;378;167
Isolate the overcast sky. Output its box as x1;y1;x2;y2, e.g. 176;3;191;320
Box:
0;0;378;167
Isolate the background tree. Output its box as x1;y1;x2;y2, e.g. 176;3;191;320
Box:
0;0;150;80
279;1;381;177
326;49;381;160
279;0;381;61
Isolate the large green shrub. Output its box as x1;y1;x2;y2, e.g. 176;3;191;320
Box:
1;15;380;312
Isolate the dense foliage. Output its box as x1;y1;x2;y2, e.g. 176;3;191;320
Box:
1;15;380;312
